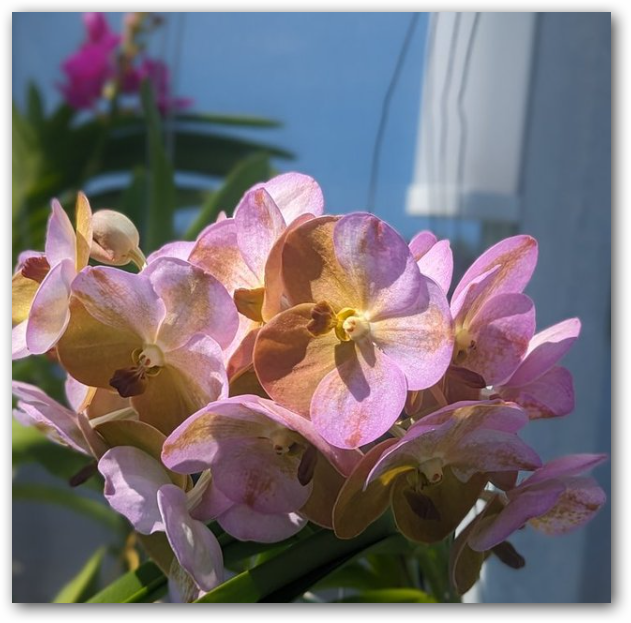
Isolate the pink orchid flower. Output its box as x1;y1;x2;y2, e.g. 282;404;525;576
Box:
333;400;541;543
450;235;539;386
254;213;454;449
59;13;120;110
161;395;360;542
98;447;223;597
495;318;581;419
56;257;238;434
12;194;93;360
409;230;454;294
468;453;607;552
189;173;324;376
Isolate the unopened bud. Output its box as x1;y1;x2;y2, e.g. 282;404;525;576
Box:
90;210;146;269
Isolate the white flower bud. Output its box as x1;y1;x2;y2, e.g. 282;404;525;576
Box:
90;209;146;269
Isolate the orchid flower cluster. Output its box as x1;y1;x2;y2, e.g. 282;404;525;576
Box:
12;173;607;601
59;12;191;113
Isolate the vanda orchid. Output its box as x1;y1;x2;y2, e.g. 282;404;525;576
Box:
12;172;607;603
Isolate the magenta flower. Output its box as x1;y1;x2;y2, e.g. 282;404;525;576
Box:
161;395;360;542
59;13;120;109
450;235;539;386
56;258;238;434
495;318;581;419
254;213;454;449
333;400;541;542
136;59;193;114
98;447;223;596
468;453;607;551
409;230;453;294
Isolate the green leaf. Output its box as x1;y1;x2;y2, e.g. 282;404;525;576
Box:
140;80;176;251
53;547;106;603
12;483;125;533
26;82;44;128
335;588;437;603
184;152;272;240
86;561;168;603
195;516;397;603
174;112;281;128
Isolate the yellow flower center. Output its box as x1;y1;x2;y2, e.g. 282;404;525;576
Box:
335;307;371;342
453;327;476;365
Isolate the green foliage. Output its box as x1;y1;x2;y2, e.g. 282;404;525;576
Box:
53;547;107;603
335;588;437;603
87;561;167;604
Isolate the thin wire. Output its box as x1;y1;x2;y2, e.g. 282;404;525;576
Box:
422;13;439;235
454;12;481;244
367;12;420;214
438;11;462;240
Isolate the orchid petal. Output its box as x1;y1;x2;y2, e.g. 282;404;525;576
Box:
300;457;345;529
462;293;536;385
25;259;75;354
158;484;224;591
189;219;259;294
147;241;194;264
310;339;407;449
217;504;306;543
333;213;424;319
254;303;346;417
70;266;165;344
468;482;565;551
506;318;581;387
190;479;234;522
99;446;171;534
253;172;324;224
12;272;38;324
409;231;438;258
12;321;29;360
521;453;608;488
410;232;454;294
234;187;286;281
75;192;93;271
57;298;142;389
371;277;453;390
45;200;76;266
451;235;538;309
333;439;399;539
144;258;238;351
499;366;575;419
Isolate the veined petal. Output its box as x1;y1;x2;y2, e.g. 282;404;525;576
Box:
12;272;38;324
217;504;306;543
190;479;234;522
371;276;454;390
280;216;357;310
145;258;238;351
410;233;454;295
505;318;581;387
468;481;564;551
75;191;93;271
234;187;286;281
310;339;407;449
333;439;400;540
12;380;88;454
70;265;165;344
25;259;75;354
99;446;171;534
520;453;608;489
158;484;224;591
133;334;228;435
529;476;606;536
45;199;76;266
12;321;29;360
211;436;312;514
449;428;542;482
254;303;348;417
451;235;538;310
57;298;142;389
189;219;260;294
333;213;424;320
498;366;575;419
147;241;195;264
462;293;536;385
253;172;324;224
261;212;314;322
